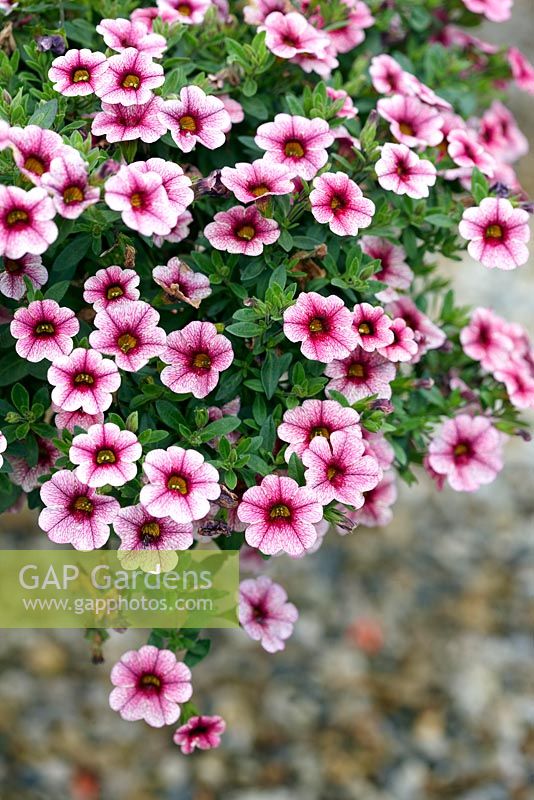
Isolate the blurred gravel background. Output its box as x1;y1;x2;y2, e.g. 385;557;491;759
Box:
1;3;534;799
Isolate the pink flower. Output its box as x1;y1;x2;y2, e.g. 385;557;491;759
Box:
377;95;443;148
220;158;295;203
8;126;70;185
309;172;375;236
326;87;358;119
478;102;528;164
494;359;534;410
54;408;104;433
8;437;59;492
508;48;534;95
158;0;212;24
0;431;6;469
159;86;230;152
140;446;221;523
291;44;339;79
461;0;513;23
0;186;57;259
83;265;140;311
237;474;323;557
109;645;192;728
261;11;330;59
362;429;395;470
277;399;362;461
152;257;211;307
324;0;374;55
244;0;288;25
325;348;396;403
239;576;298;652
70;422;142;488
92;96;167;144
447;129;495;177
41;154;100;219
48;48;108;96
302;431;381;507
377;317;418;362
219;95;245;130
370;54;412;95
0;254;47;300
47;347;121;415
344;471;397;527
114;504;194;554
352;303;394;352
387;297;446;362
104;164;176;237
204;204;280;256
161;321;234;399
38;469;120;550
11;299;79;362
255;113;334;180
459;198;530;270
460;307;515;370
283;291;358;363
360;236;413;293
89;300;166;372
94;48;164;106
427;415;503;493
131;158;194;221
174;715;226;754
375;143;437;199
96;18;167;58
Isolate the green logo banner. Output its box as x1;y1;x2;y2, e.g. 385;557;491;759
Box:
0;550;240;629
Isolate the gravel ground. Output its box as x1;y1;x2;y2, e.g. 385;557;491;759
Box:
1;4;534;799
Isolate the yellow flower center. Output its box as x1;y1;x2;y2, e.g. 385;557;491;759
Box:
486;224;503;239
310;426;330;439
130;192;143;209
179;115;197;132
251;185;269;197
24;156;45;176
348;363;365;378
330;196;343;210
327;465;338;481
117;333;137;353
177;3;192;15
6;209;29;226
74;372;95;385
63;186;84;204
358;322;372;335
122;73;140;89
167;475;188;494
308;318;325;333
96;448;116;464
141;521;161;540
454;443;469;457
140;674;161;689
236;225;255;241
73;496;93;513
107;285;124;300
269;503;291;519
193;353;212;369
399;122;414;137
4;258;20;273
284;140;304;158
35;322;55;335
73;68;90;83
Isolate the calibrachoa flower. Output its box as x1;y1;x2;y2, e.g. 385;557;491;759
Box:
344;472;398;528
92;96;167;144
326;87;358;119
11;299;79;362
153;211;193;247
152;257;211;307
508;48;534;95
114;504;194;563
239;576;298;653
352;303;394;352
41;154;100;219
459;198;530;270
362;430;395;470
204;205;280;256
255;114;334;180
174;715;226;755
140;446;221;523
38;469;120;549
94;48;164;106
220;159;295;203
325;348;397;403
447;129;495;177
375;143;437;199
47;347;121;415
8;437;60;493
427;415;504;493
109;646;192;728
460;307;515;370
370;54;413;95
161;321;234;398
7;125;69;184
493;360;534;410
478;102;528;164
0;186;58;259
238;474;324;557
158;0;212;24
309;172;375;236
283;292;358;362
70;422;142;488
159;86;230;152
83;265;140;311
461;0;512;23
104;164;176;237
0;254;47;301
387;297;446;362
377;317;418;362
89;300;166;372
96;18;167;58
54;408;104;433
0;432;6;469
302;431;382;507
261;11;330;60
377;95;443;149
131;158;194;220
277;399;362;461
360;236;414;292
48;48;108;96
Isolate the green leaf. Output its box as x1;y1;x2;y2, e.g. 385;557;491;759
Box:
198;417;241;441
261;351;292;400
44;280;71;302
29;99;58;129
0;351;30;387
226;321;263;338
471;167;489;204
155;400;187;430
11;383;29;413
184;638;211;667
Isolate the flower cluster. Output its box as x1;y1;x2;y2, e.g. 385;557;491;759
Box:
0;0;532;754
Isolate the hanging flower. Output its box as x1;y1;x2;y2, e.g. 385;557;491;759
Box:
325;348;396;403
239;576;298;652
377;95;444;148
459;197;530;270
375;143;437;199
173;715;226;754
